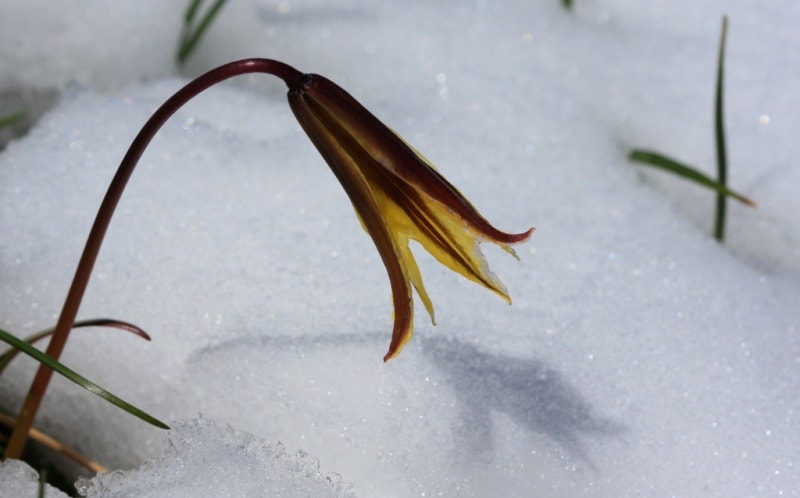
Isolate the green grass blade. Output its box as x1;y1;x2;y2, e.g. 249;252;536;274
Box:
713;16;729;240
183;0;203;24
561;0;573;8
177;0;229;65
177;0;204;55
629;150;756;207
38;468;46;498
0;112;26;129
0;327;169;430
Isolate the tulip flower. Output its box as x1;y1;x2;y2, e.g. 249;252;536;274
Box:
288;73;534;360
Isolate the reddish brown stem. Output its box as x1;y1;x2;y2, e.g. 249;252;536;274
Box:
4;59;304;459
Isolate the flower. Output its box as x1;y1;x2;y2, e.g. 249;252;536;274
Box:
287;73;534;361
3;59;530;461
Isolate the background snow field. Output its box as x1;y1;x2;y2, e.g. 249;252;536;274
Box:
1;0;798;496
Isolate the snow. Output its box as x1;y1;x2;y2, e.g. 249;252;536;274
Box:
1;0;798;496
0;459;69;498
75;418;353;498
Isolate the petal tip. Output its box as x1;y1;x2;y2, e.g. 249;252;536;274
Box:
384;313;414;362
521;226;536;241
383;342;406;362
383;332;412;362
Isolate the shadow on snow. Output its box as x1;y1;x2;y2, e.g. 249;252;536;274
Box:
189;331;624;468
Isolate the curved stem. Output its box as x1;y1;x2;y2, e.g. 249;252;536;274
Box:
4;58;304;460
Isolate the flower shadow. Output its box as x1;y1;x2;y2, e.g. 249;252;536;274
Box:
185;330;623;470
421;336;625;468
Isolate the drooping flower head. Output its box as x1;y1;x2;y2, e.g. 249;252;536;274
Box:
287;73;534;361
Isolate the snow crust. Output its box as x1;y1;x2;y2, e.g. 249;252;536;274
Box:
0;459;69;498
1;0;798;496
75;418;353;498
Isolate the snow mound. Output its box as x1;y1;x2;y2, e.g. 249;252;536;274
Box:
75;417;354;498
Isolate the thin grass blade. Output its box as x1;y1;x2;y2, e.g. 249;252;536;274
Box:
713;16;729;240
0;327;168;429
176;0;204;60
177;0;229;65
0;318;150;376
0;112;26;129
629;150;755;207
183;0;203;23
38;468;46;498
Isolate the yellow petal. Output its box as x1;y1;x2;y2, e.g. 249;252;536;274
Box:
288;72;533;361
397;238;436;325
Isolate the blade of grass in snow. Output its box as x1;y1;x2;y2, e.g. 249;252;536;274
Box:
629;16;753;241
628;150;755;207
0;112;26;129
38;468;46;498
714;16;729;240
183;0;203;24
0;327;169;430
177;0;229;65
561;0;573;9
0;318;150;376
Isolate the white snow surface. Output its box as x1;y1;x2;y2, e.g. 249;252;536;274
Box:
0;459;69;498
1;0;798;497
